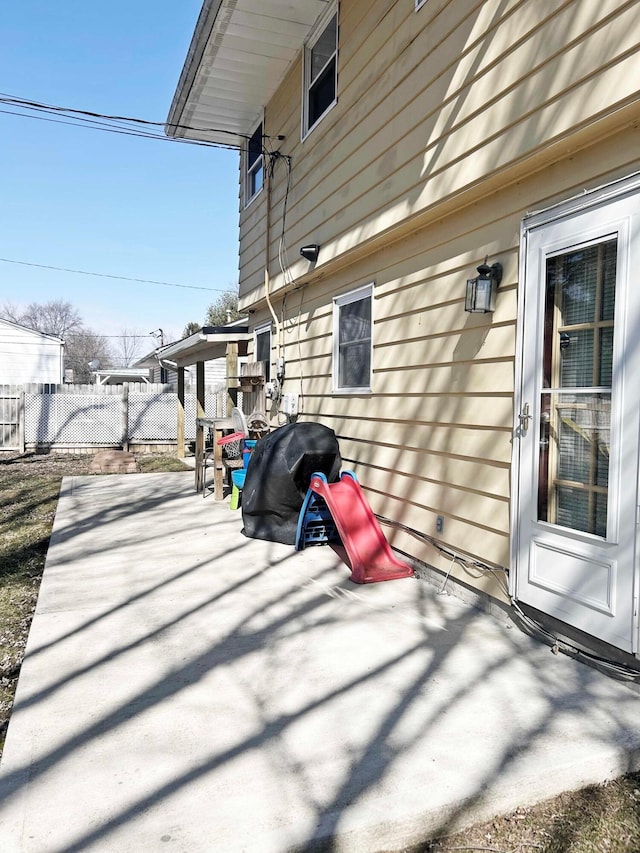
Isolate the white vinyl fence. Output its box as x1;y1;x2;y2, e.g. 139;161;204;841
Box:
0;393;22;450
0;384;235;452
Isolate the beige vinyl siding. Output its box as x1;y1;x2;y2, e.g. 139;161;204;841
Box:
235;0;640;597
253;136;638;595
239;188;268;298
239;0;640;304
256;206;518;586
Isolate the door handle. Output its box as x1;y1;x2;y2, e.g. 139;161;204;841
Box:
518;403;531;431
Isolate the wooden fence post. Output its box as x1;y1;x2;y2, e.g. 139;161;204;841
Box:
195;361;205;490
226;342;238;416
18;391;25;454
177;367;185;459
121;384;129;451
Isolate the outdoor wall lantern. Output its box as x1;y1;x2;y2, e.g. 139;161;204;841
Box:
465;260;503;313
300;244;320;263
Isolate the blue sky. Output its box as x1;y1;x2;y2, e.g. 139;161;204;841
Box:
1;0;240;344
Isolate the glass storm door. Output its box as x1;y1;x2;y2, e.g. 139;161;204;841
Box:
514;183;640;653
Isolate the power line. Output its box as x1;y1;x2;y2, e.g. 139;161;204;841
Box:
0;257;231;293
0;92;246;135
0;107;240;152
0;92;255;150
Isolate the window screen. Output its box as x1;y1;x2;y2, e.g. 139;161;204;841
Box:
333;285;372;392
255;326;271;382
304;10;337;134
245;122;263;203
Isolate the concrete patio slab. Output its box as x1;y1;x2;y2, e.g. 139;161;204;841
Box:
1;472;640;852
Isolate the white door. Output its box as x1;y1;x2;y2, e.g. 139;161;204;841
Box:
514;179;640;653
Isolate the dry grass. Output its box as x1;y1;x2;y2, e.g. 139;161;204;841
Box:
406;775;640;852
2;451;640;851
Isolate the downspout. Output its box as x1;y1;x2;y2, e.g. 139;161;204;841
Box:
158;358;178;370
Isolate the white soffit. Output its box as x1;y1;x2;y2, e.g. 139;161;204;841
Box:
167;0;330;147
161;330;252;366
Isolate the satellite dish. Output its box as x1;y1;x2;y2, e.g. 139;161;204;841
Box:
88;359;100;370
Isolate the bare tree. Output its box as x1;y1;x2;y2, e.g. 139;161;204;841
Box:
112;328;146;367
64;331;114;384
1;299;83;338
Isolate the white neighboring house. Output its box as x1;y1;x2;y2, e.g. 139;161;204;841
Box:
133;349;236;392
0;318;64;386
133;348;197;390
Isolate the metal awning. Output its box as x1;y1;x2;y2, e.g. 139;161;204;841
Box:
160;326;251;367
166;0;331;146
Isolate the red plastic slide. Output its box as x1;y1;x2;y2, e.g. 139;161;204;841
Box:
309;471;414;584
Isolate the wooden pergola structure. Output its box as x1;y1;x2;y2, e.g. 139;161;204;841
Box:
160;327;252;492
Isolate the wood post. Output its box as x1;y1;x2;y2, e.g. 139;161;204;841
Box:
18;391;25;454
177;367;185;459
121;384;129;451
226;342;238;416
195;361;205;491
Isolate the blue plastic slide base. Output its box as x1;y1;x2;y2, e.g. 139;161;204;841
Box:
295;488;342;551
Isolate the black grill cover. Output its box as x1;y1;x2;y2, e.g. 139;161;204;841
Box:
241;422;341;544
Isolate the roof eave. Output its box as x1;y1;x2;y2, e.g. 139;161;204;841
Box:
165;0;332;147
161;329;252;366
166;0;223;141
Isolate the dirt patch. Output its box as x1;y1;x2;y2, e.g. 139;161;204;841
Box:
403;775;640;851
0;450;93;476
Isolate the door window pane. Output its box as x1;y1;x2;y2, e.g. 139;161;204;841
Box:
559;329;594;387
539;238;615;537
539;392;611;536
559;250;597;326
600;241;617;321
543;239;616;389
599;328;613;386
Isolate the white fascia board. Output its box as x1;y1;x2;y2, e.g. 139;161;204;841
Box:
166;0;331;146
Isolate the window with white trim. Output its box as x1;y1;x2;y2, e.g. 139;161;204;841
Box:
244;121;263;205
302;5;337;137
415;0;428;9
333;284;373;393
255;323;271;382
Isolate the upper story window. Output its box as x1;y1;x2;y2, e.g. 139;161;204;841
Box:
255;323;271;382
333;284;373;393
302;5;338;138
244;121;263;206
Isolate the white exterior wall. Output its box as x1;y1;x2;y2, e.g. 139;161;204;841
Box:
0;319;64;386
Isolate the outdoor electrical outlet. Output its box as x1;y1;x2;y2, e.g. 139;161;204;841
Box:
282;393;298;417
436;515;444;533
